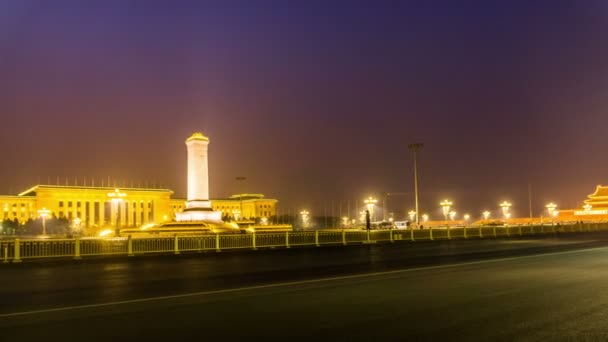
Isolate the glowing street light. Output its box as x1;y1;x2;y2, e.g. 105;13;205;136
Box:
342;216;349;227
300;210;310;227
422;214;429;223
364;197;378;222
499;201;512;219
463;214;470;221
440;200;453;221
546;203;557;219
232;209;241;221
107;188;127;236
482;211;491;220
583;204;593;214
408;210;416;222
449;211;456;221
72;217;82;235
37;207;51;236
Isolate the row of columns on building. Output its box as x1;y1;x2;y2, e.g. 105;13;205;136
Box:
61;200;155;228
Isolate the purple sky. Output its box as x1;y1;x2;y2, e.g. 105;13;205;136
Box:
1;0;608;219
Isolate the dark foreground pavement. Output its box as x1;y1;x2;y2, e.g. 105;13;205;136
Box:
2;233;608;341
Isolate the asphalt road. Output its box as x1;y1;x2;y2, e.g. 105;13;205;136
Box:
2;233;608;341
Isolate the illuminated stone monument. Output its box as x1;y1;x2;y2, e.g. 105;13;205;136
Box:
175;132;223;223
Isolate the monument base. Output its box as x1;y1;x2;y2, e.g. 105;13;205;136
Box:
175;209;223;223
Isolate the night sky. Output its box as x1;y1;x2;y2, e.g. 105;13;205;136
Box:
1;0;608;219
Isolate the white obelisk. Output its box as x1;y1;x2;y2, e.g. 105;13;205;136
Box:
186;132;211;209
176;132;222;223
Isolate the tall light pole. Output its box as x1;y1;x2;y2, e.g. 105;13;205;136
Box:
408;143;423;227
107;188;126;236
500;201;512;220
364;197;378;222
38;207;51;236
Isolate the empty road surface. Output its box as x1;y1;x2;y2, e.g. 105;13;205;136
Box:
2;233;608;341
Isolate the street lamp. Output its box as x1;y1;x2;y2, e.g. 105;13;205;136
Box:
408;210;416;222
232;209;241;221
546;203;557;221
342;216;349;227
422;214;429;223
499;201;512;220
463;214;470;221
483;211;491;220
364;197;378;222
300;210;310;228
107;188;127;236
37;207;51;236
72;217;82;235
408;143;424;226
583;204;592;215
440;200;453;221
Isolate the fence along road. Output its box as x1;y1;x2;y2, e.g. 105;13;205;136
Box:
1;222;606;263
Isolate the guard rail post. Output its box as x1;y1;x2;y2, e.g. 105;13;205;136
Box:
13;238;21;263
174;235;180;255
253;232;258;250
216;233;221;252
74;237;81;260
464;227;468;239
390;229;394;243
447;227;451;240
285;231;290;248
367;229;371;243
315;230;320;247
429;227;434;240
128;235;134;256
342;229;347;245
493;226;497;238
410;227;415;241
3;245;8;263
479;226;483;238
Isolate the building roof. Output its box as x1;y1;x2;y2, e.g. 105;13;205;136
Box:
18;185;174;197
588;185;608;198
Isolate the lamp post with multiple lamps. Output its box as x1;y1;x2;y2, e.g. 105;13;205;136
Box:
300;210;310;228
364;197;378;222
546;203;558;223
500;201;512;221
107;188;127;236
72;217;82;236
37;207;51;237
440;200;453;223
408;210;416;224
583;204;592;216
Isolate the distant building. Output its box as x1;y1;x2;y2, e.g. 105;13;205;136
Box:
0;185;278;232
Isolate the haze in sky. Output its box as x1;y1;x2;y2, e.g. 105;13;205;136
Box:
1;0;608;218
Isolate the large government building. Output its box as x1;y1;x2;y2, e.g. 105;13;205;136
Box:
0;184;277;232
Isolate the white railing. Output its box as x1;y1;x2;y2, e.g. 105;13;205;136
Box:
2;222;607;263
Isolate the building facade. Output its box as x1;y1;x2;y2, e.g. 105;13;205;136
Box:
0;185;278;232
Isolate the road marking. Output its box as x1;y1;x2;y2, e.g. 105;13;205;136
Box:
2;245;607;318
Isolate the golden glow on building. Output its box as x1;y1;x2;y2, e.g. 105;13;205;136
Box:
0;185;278;233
